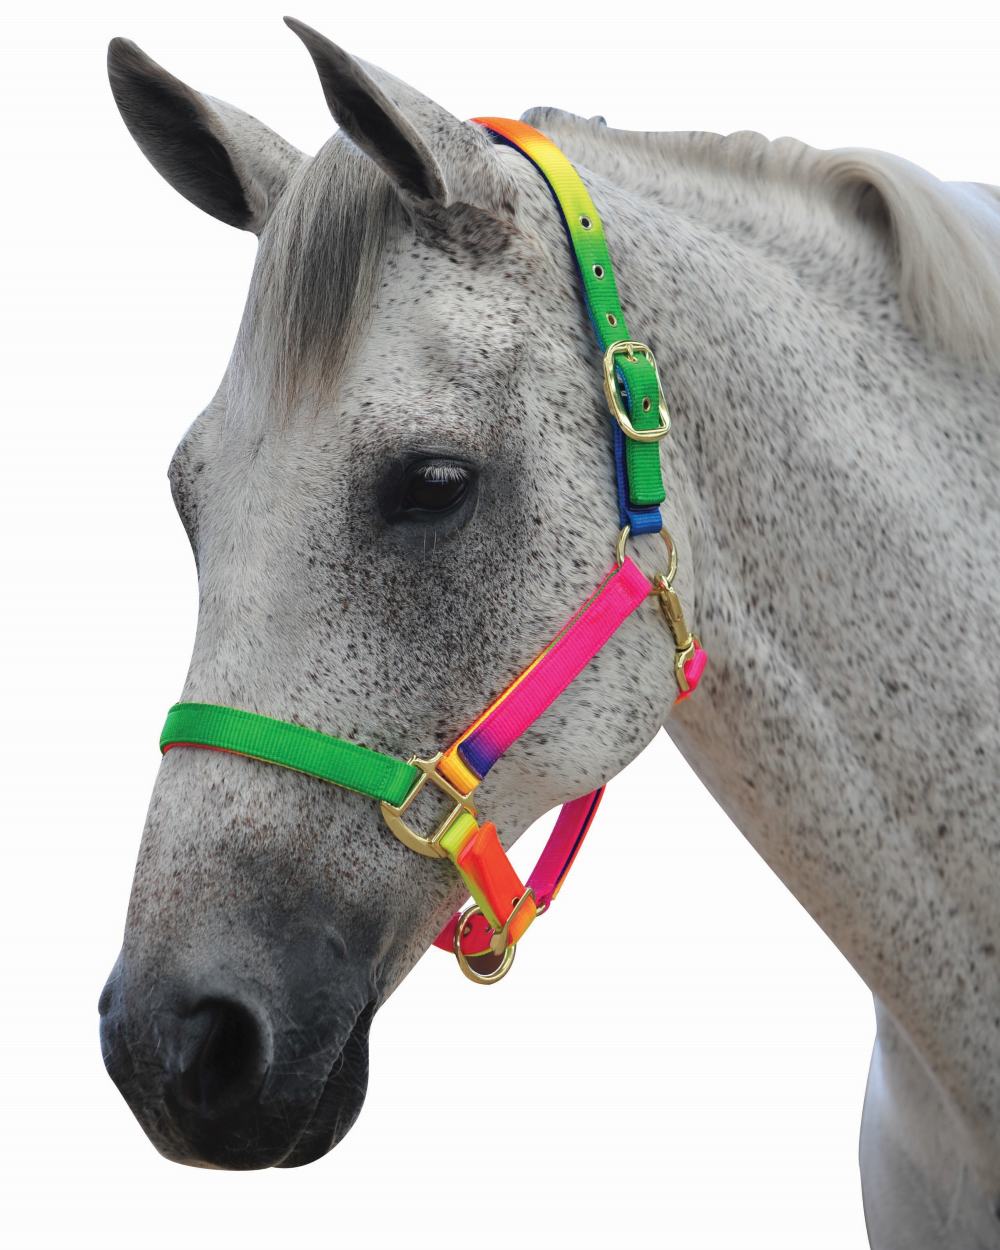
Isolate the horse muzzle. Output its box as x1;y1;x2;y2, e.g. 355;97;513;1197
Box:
98;949;376;1169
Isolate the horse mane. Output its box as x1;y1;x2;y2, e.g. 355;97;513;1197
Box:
821;147;1000;370
523;107;1000;372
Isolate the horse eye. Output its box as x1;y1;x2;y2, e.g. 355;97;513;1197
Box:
397;461;471;518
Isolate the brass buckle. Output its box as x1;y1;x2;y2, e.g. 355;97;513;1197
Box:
451;888;537;985
379;752;476;859
602;340;671;443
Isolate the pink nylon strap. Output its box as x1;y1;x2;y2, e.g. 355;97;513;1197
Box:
441;557;652;787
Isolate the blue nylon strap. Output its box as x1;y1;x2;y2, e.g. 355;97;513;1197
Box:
612;425;663;533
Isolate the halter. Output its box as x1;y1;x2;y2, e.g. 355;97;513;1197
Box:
159;118;706;984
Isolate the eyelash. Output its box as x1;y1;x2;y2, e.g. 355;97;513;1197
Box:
412;462;468;485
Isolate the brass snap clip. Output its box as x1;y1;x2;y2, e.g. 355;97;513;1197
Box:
652;530;702;696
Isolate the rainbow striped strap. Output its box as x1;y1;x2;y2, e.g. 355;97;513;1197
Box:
438;556;652;792
427;563;705;956
472;116;666;535
422;558;650;957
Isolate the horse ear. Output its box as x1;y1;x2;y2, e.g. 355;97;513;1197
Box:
107;37;303;233
283;17;517;219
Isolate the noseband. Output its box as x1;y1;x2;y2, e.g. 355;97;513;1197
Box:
159;118;706;984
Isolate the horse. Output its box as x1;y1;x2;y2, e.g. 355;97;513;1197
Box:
99;18;1000;1246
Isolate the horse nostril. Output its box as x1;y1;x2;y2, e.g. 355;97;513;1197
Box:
170;997;269;1116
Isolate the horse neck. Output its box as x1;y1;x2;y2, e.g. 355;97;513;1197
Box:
562;123;1000;1163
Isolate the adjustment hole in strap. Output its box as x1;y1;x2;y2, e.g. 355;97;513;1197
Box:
579;214;593;229
593;263;605;279
607;312;618;326
642;397;652;412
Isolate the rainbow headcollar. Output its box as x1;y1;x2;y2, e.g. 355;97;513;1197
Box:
159;117;706;984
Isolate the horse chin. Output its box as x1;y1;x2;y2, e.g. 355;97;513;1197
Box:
168;1001;376;1171
274;1001;376;1168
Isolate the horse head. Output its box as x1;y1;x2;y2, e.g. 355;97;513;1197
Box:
99;19;683;1169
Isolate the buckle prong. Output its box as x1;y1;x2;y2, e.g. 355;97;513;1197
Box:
488;887;537;956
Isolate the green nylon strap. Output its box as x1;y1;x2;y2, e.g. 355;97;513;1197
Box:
473;117;665;509
160;702;418;806
572;245;666;508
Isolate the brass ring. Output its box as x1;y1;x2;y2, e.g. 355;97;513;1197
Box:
452;905;516;985
619;523;678;583
659;527;678;586
615;524;631;568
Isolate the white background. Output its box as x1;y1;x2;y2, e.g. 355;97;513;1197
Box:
2;4;996;1247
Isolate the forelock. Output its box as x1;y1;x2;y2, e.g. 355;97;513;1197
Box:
230;131;409;419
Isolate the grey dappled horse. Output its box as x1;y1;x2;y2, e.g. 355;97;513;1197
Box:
99;19;1000;1247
